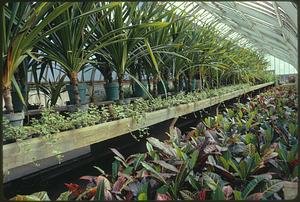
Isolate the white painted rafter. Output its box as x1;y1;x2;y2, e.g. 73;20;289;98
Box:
196;1;297;69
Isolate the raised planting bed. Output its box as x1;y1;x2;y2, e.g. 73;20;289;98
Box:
11;84;297;201
3;82;273;172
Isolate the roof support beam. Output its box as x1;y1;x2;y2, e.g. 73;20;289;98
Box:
272;2;296;62
214;2;297;46
215;13;292;53
224;22;295;63
276;2;297;30
198;2;297;63
196;1;297;68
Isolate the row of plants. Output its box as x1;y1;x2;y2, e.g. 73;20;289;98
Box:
3;2;274;119
3;84;250;144
11;85;297;200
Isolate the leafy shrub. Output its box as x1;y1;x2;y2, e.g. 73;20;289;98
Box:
13;85;294;201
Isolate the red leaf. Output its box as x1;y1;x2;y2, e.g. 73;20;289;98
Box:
247;193;264;200
125;191;133;200
142;170;150;177
198;190;206;200
156;193;172;200
105;190;113;200
64;183;83;196
223;185;233;200
79;176;96;183
112;176;126;192
86;187;97;199
290;159;298;168
64;183;80;191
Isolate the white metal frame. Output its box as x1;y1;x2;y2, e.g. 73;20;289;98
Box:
169;1;297;69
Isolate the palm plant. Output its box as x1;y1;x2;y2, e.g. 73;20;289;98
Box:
165;20;225;92
2;2;72;113
140;11;180;96
92;2;172;100
35;2;123;105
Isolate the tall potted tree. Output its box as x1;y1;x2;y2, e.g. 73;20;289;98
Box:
93;52;119;101
35;2;123;106
2;2;72;125
93;2;172;100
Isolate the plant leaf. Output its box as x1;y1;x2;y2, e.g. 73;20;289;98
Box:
141;162;166;184
241;175;270;199
153;160;179;173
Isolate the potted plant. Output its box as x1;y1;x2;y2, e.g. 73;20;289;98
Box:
2;2;72;125
94;2;171;100
35;2;122;107
93;53;119;101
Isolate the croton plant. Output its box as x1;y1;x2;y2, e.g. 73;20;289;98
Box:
11;85;298;200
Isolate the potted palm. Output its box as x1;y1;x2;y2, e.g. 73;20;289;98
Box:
93;52;119;101
2;2;72;125
35;2;123;107
93;2;172;100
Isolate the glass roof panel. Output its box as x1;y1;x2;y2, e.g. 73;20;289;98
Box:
165;1;297;69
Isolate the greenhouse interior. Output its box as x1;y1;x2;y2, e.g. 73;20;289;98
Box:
1;1;298;201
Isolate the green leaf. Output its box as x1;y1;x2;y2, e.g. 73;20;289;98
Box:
127;73;153;99
110;148;126;162
242;175;270;199
219;156;229;170
133;153;145;171
244;133;253;144
146;142;154;153
112;160;120;182
138;192;147;200
262;180;284;199
123;166;133;175
12;75;26;109
147;137;176;157
12;191;51;201
153;160;179;173
238;110;243;118
233;190;242;200
93;166;106;175
94;179;105;201
180;190;194;200
157;185;169;194
212;185;225;200
56;191;71;200
203;173;218;191
239;160;248;180
228;159;242;179
141;162;166;184
189;150;199;169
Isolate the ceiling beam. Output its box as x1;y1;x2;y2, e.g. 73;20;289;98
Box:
276;2;297;29
233;2;279;27
199;2;297;58
219;19;295;64
215;12;293;53
218;2;298;43
213;2;297;52
272;2;296;62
